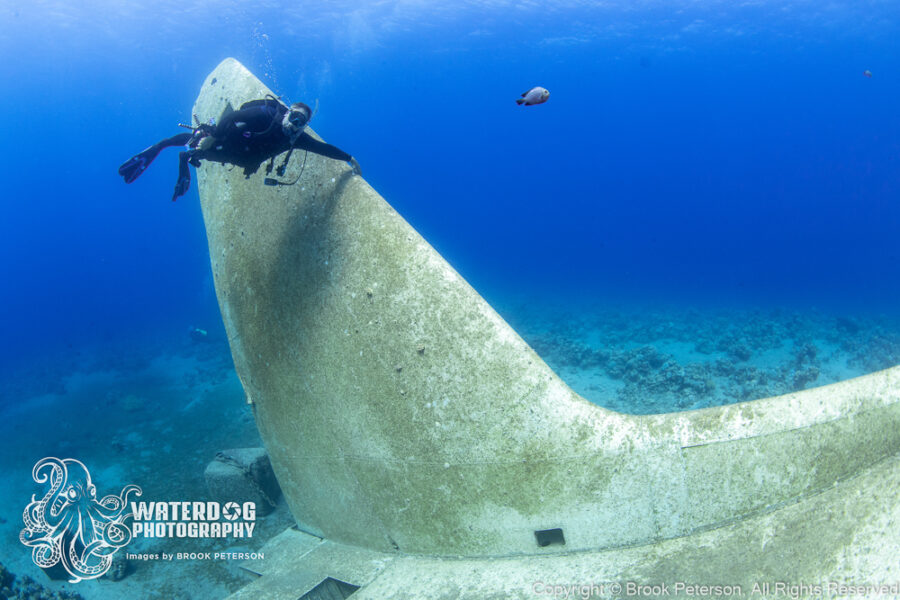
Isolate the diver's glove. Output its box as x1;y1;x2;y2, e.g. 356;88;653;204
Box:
349;157;362;177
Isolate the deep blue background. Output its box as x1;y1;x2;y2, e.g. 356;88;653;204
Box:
1;1;898;377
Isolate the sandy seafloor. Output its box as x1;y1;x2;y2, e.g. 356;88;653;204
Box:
0;334;296;600
0;301;898;599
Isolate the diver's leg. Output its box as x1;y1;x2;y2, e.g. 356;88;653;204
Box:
172;151;194;202
118;133;193;184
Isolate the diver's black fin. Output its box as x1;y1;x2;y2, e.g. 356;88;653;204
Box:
118;146;162;184
119;133;194;185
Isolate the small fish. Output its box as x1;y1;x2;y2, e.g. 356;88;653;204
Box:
863;69;873;78
516;86;550;106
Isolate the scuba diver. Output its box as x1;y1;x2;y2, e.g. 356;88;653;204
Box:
119;96;360;201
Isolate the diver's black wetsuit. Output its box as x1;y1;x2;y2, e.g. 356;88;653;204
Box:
119;98;355;201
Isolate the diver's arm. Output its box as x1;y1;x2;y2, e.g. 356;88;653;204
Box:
294;133;352;162
118;133;193;184
294;133;360;174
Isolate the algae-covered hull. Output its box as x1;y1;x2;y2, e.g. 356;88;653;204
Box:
193;58;900;598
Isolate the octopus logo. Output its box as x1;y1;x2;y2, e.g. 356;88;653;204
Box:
19;457;142;583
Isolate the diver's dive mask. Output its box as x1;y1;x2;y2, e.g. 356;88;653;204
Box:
282;102;312;145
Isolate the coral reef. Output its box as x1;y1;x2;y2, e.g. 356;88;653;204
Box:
848;332;900;373
0;562;84;600
519;304;898;414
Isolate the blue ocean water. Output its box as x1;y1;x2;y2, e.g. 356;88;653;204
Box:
1;1;899;361
0;2;899;596
1;1;899;376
